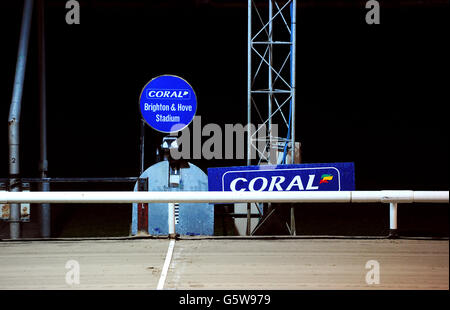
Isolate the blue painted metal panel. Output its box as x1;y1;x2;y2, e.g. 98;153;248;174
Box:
208;162;355;192
132;161;213;236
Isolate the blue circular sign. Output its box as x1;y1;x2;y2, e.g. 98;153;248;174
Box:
139;75;197;133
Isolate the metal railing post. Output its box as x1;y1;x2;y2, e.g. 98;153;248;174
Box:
389;202;398;238
8;0;34;239
38;0;51;238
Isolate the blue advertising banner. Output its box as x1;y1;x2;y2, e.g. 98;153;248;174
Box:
208;162;355;192
139;75;197;133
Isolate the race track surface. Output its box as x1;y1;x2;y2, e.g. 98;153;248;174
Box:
0;238;447;290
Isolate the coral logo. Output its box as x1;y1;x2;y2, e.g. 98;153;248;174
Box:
146;89;191;100
319;174;333;184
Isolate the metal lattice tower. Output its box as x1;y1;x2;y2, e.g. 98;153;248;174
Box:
247;0;296;166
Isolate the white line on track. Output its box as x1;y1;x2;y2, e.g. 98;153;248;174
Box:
156;239;175;290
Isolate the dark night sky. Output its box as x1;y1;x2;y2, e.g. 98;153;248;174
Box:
1;0;448;190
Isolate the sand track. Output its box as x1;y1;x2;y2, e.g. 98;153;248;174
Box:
0;238;447;290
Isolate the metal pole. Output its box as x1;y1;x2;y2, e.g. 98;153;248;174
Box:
389;202;398;238
38;0;51;238
268;0;273;164
8;0;34;239
137;177;148;233
139;118;145;174
290;0;296;164
168;202;176;237
246;0;253;235
247;0;252;166
168;164;180;238
264;1;274;233
289;0;297;235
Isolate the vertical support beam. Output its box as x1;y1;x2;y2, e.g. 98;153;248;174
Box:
289;0;297;236
246;0;252;235
290;0;296;164
389;202;398;238
38;0;51;238
247;0;252;166
290;205;296;235
267;0;273;164
168;202;176;237
8;0;34;239
246;203;251;235
257;0;275;234
168;164;180;238
137;177;148;233
139;118;145;175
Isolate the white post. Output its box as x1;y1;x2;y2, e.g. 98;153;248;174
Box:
389;202;398;238
168;202;176;238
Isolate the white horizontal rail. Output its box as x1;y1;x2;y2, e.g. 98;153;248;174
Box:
0;191;448;204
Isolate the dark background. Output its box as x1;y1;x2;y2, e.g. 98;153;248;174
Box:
1;0;448;237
